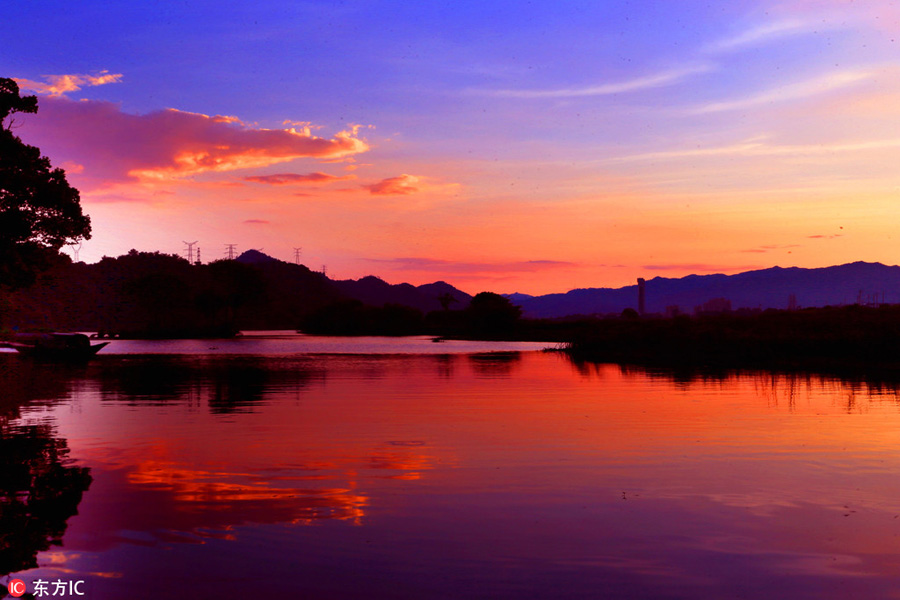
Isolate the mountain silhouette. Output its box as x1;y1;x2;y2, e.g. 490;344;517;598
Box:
508;262;900;318
235;249;280;265
234;251;473;313
9;250;899;332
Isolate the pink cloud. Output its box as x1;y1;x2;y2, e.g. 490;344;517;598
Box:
19;97;369;188
244;219;270;225
15;71;123;97
366;257;578;274
363;174;420;195
244;172;352;185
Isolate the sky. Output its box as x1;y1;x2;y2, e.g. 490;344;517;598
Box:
5;0;900;295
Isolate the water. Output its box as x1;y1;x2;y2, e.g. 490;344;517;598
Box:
2;335;900;598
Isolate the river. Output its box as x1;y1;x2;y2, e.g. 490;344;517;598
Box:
1;333;899;598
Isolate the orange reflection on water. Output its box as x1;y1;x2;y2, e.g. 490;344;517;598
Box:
22;352;900;597
127;457;369;522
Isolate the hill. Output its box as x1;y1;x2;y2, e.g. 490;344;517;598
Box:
4;250;472;334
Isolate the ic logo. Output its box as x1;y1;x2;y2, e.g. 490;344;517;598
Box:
8;579;26;598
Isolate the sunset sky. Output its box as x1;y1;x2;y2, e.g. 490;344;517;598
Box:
6;1;900;295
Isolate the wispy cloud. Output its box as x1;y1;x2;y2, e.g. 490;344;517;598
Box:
15;71;123;97
22;97;370;186
244;219;270;225
771;2;900;32
244;172;353;185
691;69;874;114
642;263;764;272
366;257;577;274
740;244;801;253
610;135;900;163
481;64;713;99
704;19;824;53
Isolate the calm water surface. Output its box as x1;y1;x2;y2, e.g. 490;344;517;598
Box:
2;334;900;599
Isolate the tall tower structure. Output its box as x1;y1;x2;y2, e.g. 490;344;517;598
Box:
637;278;646;315
183;240;198;264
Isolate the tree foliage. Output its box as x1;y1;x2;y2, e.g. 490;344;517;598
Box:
1;78;91;289
466;291;522;334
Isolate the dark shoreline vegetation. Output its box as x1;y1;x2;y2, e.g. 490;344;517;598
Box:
5;249;900;380
564;304;900;375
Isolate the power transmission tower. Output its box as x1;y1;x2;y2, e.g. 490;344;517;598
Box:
68;241;82;262
183;240;198;264
293;247;302;265
225;244;237;260
195;247;201;265
321;264;327;276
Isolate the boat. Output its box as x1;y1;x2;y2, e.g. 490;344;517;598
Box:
1;333;109;361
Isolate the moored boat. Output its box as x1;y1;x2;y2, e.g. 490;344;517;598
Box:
2;333;109;361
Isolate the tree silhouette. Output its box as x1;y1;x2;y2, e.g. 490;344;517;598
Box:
437;292;458;311
466;292;522;335
0;78;91;290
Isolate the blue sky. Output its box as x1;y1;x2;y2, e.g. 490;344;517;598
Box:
6;1;900;293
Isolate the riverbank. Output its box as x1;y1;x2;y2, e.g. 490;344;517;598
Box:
562;304;900;373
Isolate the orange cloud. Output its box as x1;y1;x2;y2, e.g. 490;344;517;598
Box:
364;174;420;195
244;172;352;185
20;97;370;187
15;71;123;97
359;174;461;199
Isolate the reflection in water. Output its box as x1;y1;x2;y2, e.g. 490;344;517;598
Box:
98;358;195;404
0;356;93;577
433;353;458;379
573;357;900;409
126;455;369;525
5;350;900;598
467;351;522;377
207;358;272;414
0;423;91;576
0;356;84;419
95;356;325;412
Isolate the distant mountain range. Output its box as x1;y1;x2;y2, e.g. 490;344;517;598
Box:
13;249;898;332
505;262;900;318
239;252;900;319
